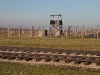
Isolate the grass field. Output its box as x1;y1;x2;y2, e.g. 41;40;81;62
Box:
0;36;100;51
0;36;100;75
0;62;100;75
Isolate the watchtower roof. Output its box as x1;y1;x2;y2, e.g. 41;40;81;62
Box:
50;14;62;16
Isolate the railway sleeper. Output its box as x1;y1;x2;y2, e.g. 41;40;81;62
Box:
43;51;48;53
29;50;34;53
24;57;32;61
96;54;100;56
74;60;81;65
7;56;16;60
26;51;31;53
0;52;4;56
81;53;87;55
93;61;100;66
58;56;66;59
71;56;80;59
74;59;92;65
90;57;100;61
51;51;57;54
63;59;74;63
13;50;18;52
66;56;72;59
80;57;86;60
90;57;96;60
8;49;13;51
34;51;40;53
18;53;25;57
76;52;81;55
31;55;40;58
65;52;71;55
0;53;6;55
39;55;49;58
1;52;12;56
56;52;62;54
12;53;19;57
58;58;68;63
37;57;46;60
51;58;59;62
1;49;6;51
45;58;51;62
49;55;58;58
16;56;24;60
71;56;90;60
31;56;41;61
90;53;96;55
0;55;1;58
34;57;41;61
1;55;8;59
85;61;92;65
59;59;66;63
33;55;40;57
4;53;10;55
26;54;34;57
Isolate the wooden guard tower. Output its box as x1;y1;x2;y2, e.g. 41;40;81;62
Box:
49;14;63;36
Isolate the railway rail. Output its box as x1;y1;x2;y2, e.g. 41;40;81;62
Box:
0;46;100;70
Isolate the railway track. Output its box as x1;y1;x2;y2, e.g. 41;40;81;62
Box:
0;46;100;70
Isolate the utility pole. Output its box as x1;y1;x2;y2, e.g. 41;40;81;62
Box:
8;25;10;37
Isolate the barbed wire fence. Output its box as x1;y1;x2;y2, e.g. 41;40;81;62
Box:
0;25;100;39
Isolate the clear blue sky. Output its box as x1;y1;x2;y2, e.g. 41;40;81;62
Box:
0;0;100;29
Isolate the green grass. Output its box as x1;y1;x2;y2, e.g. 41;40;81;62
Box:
0;62;100;75
0;36;100;51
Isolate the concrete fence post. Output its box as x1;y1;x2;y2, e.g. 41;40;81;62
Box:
31;26;34;37
97;25;99;39
8;25;10;37
81;26;84;39
19;26;21;38
43;26;45;37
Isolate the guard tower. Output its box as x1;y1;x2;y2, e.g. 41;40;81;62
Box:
49;14;63;36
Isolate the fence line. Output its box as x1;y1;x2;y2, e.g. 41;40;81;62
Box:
0;26;100;38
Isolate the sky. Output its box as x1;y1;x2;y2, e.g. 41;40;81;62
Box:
0;0;100;29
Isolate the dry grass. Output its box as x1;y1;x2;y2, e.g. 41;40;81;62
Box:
0;36;100;51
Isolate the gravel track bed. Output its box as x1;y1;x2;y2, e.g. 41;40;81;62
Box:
0;46;100;70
